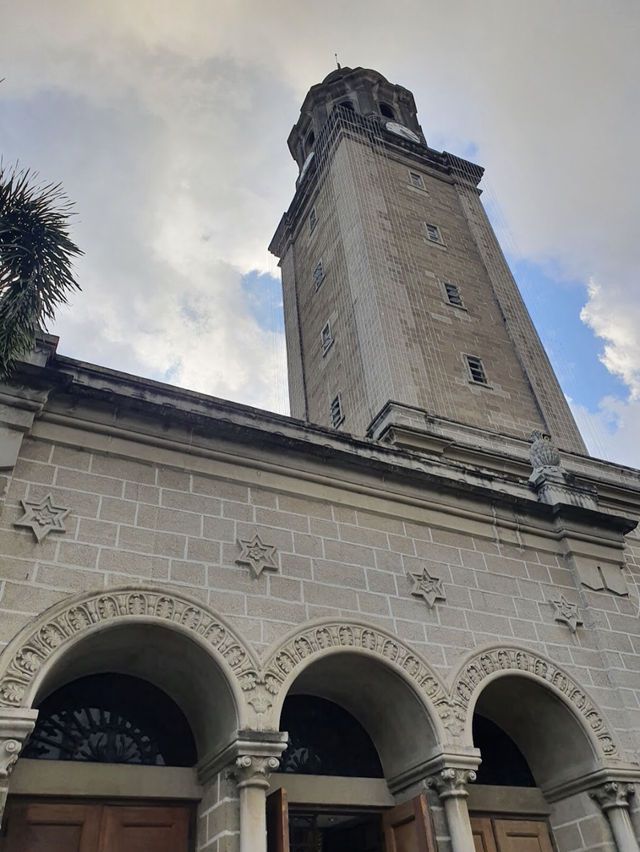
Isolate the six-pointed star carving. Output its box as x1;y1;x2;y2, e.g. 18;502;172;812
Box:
550;594;583;633
409;567;446;608
14;494;70;542
236;533;277;577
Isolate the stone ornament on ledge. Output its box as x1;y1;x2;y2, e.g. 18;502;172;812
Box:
236;533;278;578
409;567;446;608
14;494;70;542
529;430;561;472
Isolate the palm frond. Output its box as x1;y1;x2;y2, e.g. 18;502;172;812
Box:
0;163;83;377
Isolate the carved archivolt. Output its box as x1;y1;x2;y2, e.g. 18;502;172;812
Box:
0;587;259;710
258;621;450;731
450;646;618;756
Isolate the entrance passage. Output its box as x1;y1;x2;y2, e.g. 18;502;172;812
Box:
1;800;191;852
471;816;553;852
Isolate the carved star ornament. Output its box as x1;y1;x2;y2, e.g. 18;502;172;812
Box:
409;567;446;608
236;533;278;578
14;494;70;542
550;594;583;633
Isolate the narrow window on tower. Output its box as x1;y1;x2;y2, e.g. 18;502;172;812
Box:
409;171;424;189
379;102;395;119
321;321;333;354
444;282;464;307
330;394;344;428
309;206;318;233
425;223;443;243
313;260;325;291
466;355;488;385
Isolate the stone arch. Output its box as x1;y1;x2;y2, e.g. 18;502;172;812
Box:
259;619;447;789
449;644;619;791
0;585;259;759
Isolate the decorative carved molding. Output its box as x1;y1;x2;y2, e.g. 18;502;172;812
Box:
427;767;476;799
14;494;70;542
450;647;617;757
409;567;446;608
259;621;448;724
550;594;583;633
233;754;281;789
236;533;278;577
0;588;258;708
590;781;635;812
0;709;38;779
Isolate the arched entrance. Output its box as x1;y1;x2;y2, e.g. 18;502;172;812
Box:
0;586;252;852
264;633;444;852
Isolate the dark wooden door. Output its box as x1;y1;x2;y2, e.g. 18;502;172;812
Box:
382;794;436;852
266;787;290;852
2;800;191;852
471;816;553;852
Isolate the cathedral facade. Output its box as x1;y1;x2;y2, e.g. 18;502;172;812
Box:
0;68;639;852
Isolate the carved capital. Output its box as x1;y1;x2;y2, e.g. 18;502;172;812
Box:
0;709;38;779
590;781;635;812
232;754;281;790
427;767;476;799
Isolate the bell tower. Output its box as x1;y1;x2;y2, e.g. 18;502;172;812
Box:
270;67;586;455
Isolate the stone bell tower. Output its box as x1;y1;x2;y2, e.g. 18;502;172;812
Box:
269;67;586;455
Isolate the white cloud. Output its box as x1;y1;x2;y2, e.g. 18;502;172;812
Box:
1;0;639;462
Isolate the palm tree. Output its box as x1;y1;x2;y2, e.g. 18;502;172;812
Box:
0;164;82;377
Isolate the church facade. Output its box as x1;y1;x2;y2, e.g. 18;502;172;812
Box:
0;67;639;852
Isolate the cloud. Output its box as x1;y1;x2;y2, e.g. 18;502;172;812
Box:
1;1;639;462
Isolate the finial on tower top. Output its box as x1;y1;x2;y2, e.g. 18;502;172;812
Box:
334;52;341;69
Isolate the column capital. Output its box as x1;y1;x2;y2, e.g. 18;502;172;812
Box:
590;781;635;812
427;767;477;800
0;709;38;780
233;754;281;790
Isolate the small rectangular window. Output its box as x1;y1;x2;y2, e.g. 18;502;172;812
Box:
309;206;318;232
425;223;442;243
409;171;424;189
330;394;344;428
466;355;488;384
313;260;324;290
321;321;333;354
444;282;463;307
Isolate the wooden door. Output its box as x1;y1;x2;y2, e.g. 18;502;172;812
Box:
382;794;436;852
1;802;102;852
1;800;191;852
470;817;553;852
266;788;290;852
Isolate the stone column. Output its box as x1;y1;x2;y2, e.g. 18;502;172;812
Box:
427;768;477;852
0;709;38;826
591;782;640;852
234;754;281;852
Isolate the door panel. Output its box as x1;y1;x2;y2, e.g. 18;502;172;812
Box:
493;819;553;852
2;802;101;852
382;795;436;852
100;805;190;852
470;816;553;852
471;817;499;852
2;800;191;852
267;788;290;852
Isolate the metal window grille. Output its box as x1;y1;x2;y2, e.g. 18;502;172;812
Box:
309;206;318;232
313;260;324;290
444;283;463;307
330;394;344;427
466;355;488;384
409;171;424;188
321;321;333;353
425;223;441;242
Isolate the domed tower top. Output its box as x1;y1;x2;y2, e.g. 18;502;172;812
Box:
287;66;426;169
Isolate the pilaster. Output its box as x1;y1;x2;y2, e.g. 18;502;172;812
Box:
0;708;38;825
590;782;640;852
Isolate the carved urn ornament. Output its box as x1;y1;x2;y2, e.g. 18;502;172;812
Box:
529;430;561;471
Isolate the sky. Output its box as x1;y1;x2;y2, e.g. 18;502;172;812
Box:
1;0;639;467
